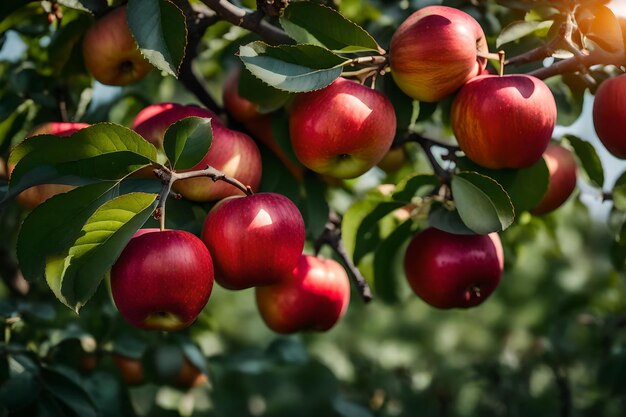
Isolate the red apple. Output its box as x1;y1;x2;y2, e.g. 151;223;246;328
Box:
223;70;304;180
110;229;214;331
82;5;152;86
172;123;262;202
132;103;219;149
289;77;396;179
255;255;350;333
389;5;488;102
403;228;504;309
9;122;90;209
451;74;557;169
201;193;305;290
113;352;207;388
593;73;626;159
530;143;578;215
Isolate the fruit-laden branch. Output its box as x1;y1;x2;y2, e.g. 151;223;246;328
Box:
199;0;292;45
314;211;373;303
153;165;254;230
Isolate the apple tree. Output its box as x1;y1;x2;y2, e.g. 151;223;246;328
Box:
1;0;626;415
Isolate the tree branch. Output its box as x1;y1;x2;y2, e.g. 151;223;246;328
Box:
199;0;292;45
314;211;373;303
403;133;458;182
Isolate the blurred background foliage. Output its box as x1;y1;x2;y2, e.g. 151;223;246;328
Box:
1;0;625;416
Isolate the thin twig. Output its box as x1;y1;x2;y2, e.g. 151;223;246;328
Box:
315;212;373;303
199;0;292;45
402;133;458;182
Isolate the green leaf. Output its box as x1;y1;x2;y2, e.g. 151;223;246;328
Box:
56;0;107;14
127;0;187;77
17;182;121;282
613;172;626;211
496;20;553;48
564;134;604;188
0;0;37;27
7;123;157;200
456;157;549;212
428;203;476;235
342;199;405;264
280;2;380;53
45;192;158;312
41;367;98;417
373;220;414;304
239;66;293;113
392;174;439;203
48;15;92;75
451;172;515;234
163;116;213;170
239;42;345;93
0;371;39;410
270;110;302;166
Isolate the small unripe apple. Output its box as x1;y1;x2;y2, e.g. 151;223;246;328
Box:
377;146;408;172
451;74;557;169
82;5;152;86
255;255;351;333
132;103;219;149
172;123;262;202
389;5;488;102
289;77;396;179
530;143;578;215
592;73;626;159
201;193;305;290
403;228;504;309
110;229;214;331
9;122;89;209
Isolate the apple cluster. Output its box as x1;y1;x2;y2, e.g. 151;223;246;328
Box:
108;101;351;333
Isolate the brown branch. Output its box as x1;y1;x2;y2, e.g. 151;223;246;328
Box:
403;133;458;182
314;211;373;303
199;0;292;45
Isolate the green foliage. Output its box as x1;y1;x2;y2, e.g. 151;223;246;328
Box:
0;0;625;415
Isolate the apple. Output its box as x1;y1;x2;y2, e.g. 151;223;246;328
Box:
289;77;396;179
172;122;262;202
132;103;219;149
110;229;214;331
389;5;488;102
530;143;578;215
377;146;407;172
82;5;152;86
403;228;504;309
9;122;89;209
113;352;207;388
451;74;557;169
201;192;305;290
592;73;626;159
255;255;351;333
223;70;304;180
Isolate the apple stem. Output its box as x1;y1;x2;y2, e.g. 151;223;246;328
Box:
314;211;373;303
498;50;505;76
476;50;502;61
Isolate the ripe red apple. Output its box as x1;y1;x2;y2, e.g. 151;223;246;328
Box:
389;5;488;102
451;74;557;169
110;229;214;331
289;77;396;179
9;122;89;209
255;255;351;333
132;103;219;149
201;193;305;290
82;5;152;86
403;228;504;309
593;73;626;159
223;70;304;180
172;123;262;202
530;143;578;215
